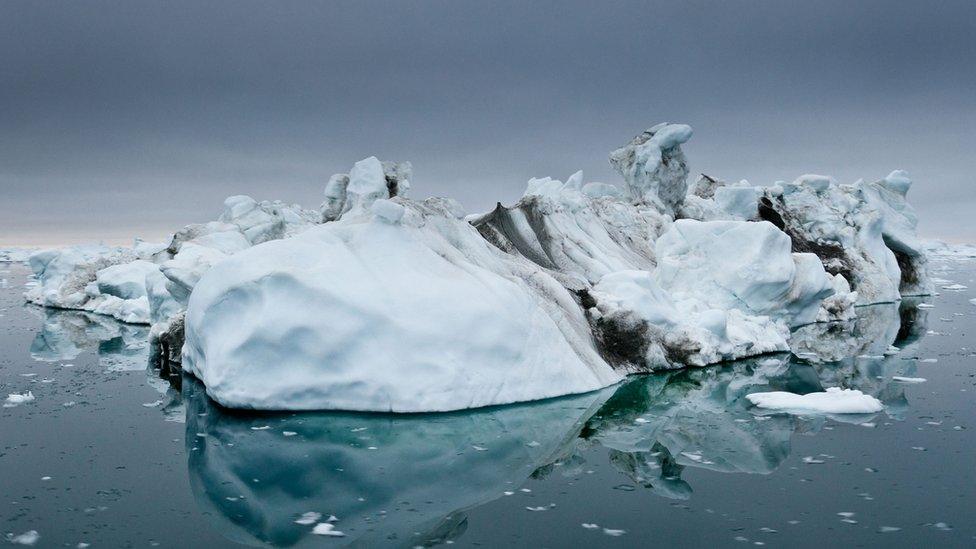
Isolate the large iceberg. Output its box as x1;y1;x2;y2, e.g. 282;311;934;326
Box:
21;122;937;412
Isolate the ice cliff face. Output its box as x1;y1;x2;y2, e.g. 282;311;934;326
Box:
22;122;935;412
469;173;665;286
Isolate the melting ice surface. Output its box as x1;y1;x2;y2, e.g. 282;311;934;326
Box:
1;259;975;547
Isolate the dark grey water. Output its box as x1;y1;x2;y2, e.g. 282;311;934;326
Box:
1;258;974;548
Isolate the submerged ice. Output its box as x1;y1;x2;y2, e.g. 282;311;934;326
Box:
20;122;937;412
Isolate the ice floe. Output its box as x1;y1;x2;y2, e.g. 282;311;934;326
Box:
746;387;883;414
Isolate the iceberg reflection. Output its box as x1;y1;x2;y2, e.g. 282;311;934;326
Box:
181;300;929;543
27;305;150;371
182;379;611;547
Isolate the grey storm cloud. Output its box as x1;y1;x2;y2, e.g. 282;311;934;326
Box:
1;0;974;245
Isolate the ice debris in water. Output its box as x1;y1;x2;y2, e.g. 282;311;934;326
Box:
294;511;321;525
311;523;345;537
7;531;40;546
892;376;926;383
746;388;883;414
4;391;35;407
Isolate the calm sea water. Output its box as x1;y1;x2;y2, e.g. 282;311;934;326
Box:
1;258;974;548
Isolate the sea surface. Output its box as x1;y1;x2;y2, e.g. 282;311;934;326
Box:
1;256;974;548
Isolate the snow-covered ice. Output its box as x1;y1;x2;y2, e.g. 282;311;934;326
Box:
19;122;951;412
183;198;620;412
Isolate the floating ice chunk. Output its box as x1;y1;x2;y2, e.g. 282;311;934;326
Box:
942;283;967;290
4;391;35;407
311;523;345;537
294;511;321;525
8;530;40;545
892;376;926;383
746;387;883;414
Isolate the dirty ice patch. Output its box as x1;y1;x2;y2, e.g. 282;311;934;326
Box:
746;387;883;414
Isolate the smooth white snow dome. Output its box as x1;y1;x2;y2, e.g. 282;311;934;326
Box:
182;200;620;412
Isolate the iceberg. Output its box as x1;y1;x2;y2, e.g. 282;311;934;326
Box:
21;122;939;412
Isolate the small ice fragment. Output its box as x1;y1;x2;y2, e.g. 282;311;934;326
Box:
941;284;967;290
917;303;935;309
282;431;298;437
41;476;51;481
884;345;900;356
4;391;35;407
142;400;163;408
932;522;952;531
294;511;321;525
802;456;825;464
582;523;600;529
525;506;549;512
878;526;901;533
634;418;649;424
350;427;367;432
62;401;76;407
603;528;626;537
747;388;883;414
503;491;514;496
892;376;926;383
920;358;938;363
472;445;487;451
8;530;40;545
519;488;531;493
250;425;271;431
526;440;540;447
311;523;345;537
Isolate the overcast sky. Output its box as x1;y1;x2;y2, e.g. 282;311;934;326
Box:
2;0;974;245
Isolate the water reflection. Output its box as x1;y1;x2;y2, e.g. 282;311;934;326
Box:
182;379;611;547
25;295;931;545
26;305;185;419
27;305;150;371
